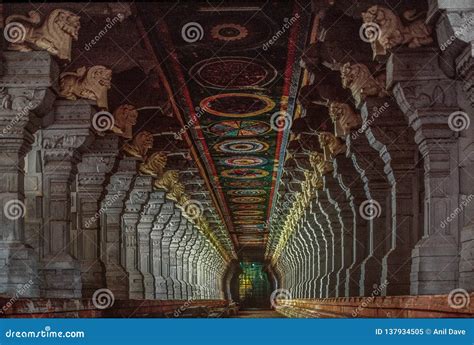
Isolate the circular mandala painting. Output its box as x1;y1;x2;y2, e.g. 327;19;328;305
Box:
227;189;265;196
208;120;271;137
211;23;248;41
221;156;268;167
200;93;275;118
234;220;262;225
230;196;265;203
214;139;269;153
233;210;264;215
231;203;266;210
227;180;265;188
190;57;277;89
221;169;269;179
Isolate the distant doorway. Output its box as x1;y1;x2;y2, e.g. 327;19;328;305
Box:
238;262;271;309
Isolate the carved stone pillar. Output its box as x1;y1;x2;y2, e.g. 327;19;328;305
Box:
389;48;462;294
175;217;193;299
123;175;153;299
168;211;187;299
163;208;180;299
137;190;165;299
0;52;56;297
183;222;198;298
76;135;119;297
151;200;174;299
101;157;138;299
361;98;419;295
40;100;95;298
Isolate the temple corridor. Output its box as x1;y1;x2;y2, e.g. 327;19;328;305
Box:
0;0;473;319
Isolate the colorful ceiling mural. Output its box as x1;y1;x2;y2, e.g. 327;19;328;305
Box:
142;2;309;255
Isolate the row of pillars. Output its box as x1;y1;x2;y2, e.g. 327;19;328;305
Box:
272;1;474;298
0;51;228;300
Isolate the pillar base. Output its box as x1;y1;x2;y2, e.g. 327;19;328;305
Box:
410;233;458;295
80;260;105;298
40;254;81;298
0;241;40;298
359;255;382;296
105;266;129;300
128;270;144;299
382;249;412;296
142;273;155;300
155;276;168;299
459;224;474;291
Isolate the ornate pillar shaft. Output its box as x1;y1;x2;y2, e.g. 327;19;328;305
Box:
40;100;95;298
0;51;56;297
76;135;119;297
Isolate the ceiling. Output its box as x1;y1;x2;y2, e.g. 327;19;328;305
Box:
139;1;312;259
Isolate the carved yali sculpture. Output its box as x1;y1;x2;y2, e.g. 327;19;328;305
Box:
112;104;138;139
362;6;433;57
154;170;188;204
329;102;361;137
340;62;387;105
319;131;346;160
139;152;167;177
123;131;153;160
59;66;112;109
309;151;333;176
5;9;80;61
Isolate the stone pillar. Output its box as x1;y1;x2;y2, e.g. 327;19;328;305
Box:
101;157;138;299
345;130;386;296
76;135;120;297
176;218;193;299
0;52;56;297
137;190;165;299
362;98;419;295
389;48;463;294
163;208;180;299
183;222;198;298
123;175;153;299
168;211;187;299
151;200;174;299
40;100;96;298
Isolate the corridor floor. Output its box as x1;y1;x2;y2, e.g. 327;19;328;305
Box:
235;310;286;318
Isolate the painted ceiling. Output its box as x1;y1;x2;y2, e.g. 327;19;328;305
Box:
140;1;310;258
